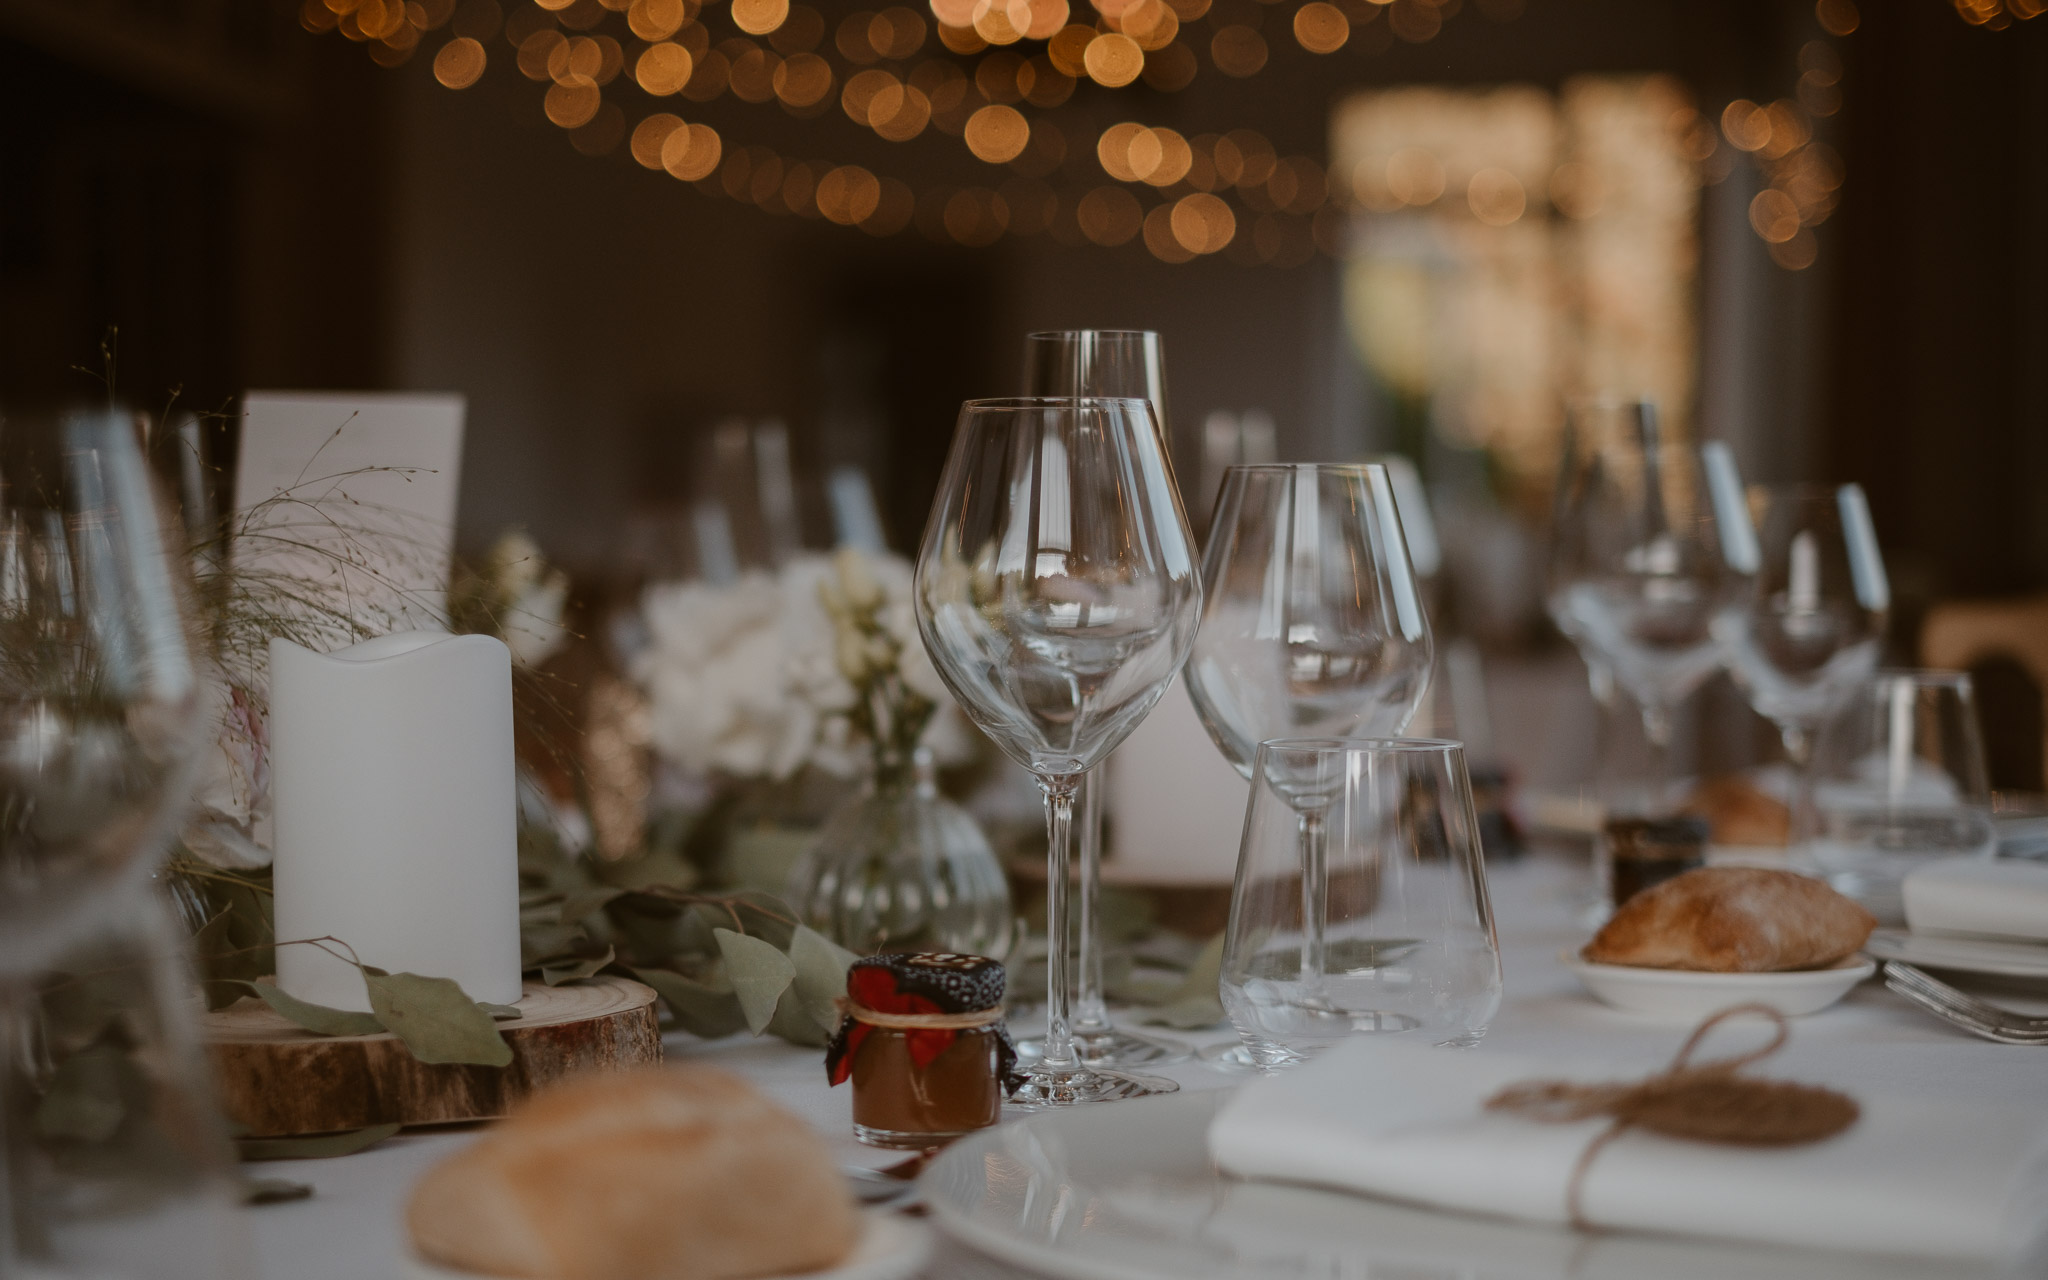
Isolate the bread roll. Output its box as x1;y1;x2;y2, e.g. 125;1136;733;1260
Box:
1583;866;1876;973
408;1067;859;1280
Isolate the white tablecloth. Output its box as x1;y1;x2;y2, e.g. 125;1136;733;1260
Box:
245;854;2048;1280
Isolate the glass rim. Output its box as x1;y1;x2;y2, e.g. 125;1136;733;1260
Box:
1023;329;1159;341
1223;462;1388;477
960;395;1152;411
1870;667;1974;691
1256;735;1465;756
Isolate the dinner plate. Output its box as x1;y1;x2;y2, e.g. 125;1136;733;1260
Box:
401;1208;931;1280
1865;929;2048;980
1565;953;1876;1019
920;1090;1987;1280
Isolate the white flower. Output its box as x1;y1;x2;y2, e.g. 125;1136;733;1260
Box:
635;549;976;781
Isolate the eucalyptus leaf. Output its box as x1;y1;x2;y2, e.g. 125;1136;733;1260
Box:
478;1002;525;1020
712;928;797;1036
787;925;856;1034
237;1123;401;1161
242;1176;315;1205
363;972;513;1067
227;980;383;1038
1133;932;1226;1030
520;923;586;970
762;986;830;1047
559;887;623;927
631;966;747;1039
540;946;615;987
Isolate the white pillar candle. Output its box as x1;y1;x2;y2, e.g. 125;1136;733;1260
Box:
271;631;523;1012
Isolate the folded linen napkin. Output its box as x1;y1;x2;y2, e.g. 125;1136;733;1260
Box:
1904;857;2048;942
1208;1037;2048;1263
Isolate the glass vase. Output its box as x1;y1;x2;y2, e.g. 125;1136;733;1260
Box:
788;749;1013;959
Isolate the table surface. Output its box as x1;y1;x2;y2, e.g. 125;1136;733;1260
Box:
245;853;2048;1280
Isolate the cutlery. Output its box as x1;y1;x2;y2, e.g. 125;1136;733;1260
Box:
1884;964;2048;1044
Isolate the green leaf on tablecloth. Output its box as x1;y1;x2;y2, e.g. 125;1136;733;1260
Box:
763;985;831;1047
1132;932;1226;1030
520;922;587;970
714;928;798;1035
788;925;856;1033
631;966;748;1039
560;887;624;927
363;971;514;1067
540;945;615;987
241;1176;315;1204
225;979;385;1038
724;890;800;950
237;1123;401;1162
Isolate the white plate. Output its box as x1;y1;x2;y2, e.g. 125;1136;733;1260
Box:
1865;929;2048;980
401;1207;930;1280
1566;953;1876;1019
920;1090;1987;1280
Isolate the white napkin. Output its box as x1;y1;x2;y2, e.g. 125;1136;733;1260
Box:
1903;857;2048;942
1209;1037;2048;1263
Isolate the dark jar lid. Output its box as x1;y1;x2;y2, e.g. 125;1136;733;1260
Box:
1604;814;1712;861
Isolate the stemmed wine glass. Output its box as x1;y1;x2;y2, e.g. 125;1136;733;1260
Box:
914;397;1201;1106
1547;400;1744;815
1182;464;1434;1067
0;406;249;1277
1020;328;1187;1069
1713;484;1889;840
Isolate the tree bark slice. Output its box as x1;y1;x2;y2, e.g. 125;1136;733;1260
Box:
205;976;661;1138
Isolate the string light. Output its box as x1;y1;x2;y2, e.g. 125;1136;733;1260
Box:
298;0;1675;264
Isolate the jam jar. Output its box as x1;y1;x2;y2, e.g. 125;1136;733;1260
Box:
826;953;1020;1148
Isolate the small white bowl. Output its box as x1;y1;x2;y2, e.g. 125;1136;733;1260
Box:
1566;952;1877;1019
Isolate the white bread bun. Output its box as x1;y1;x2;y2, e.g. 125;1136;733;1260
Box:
407;1066;859;1280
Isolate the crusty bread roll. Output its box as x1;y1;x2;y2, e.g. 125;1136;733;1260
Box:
408;1067;859;1280
1583;866;1876;973
1685;775;1791;847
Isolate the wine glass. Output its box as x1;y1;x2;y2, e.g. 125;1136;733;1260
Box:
1220;737;1502;1065
1713;483;1889;837
914;397;1200;1106
1547;400;1744;814
1020;329;1187;1069
1182;463;1434;1069
0;406;248;1278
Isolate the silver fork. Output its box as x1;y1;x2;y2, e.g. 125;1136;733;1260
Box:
1884;964;2048;1044
1885;963;2048;1031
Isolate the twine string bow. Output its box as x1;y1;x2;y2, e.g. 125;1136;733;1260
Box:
1484;1002;1861;1231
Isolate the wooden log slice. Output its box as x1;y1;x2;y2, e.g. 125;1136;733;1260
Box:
205;976;661;1138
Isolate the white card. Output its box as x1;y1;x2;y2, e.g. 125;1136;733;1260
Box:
232;391;467;639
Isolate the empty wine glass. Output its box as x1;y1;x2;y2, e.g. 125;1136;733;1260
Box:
1183;463;1433;1071
1809;670;1995;919
1220;738;1502;1066
914;397;1201;1106
1548;400;1744;814
1020;328;1187;1069
1713;483;1889;837
0;405;248;1278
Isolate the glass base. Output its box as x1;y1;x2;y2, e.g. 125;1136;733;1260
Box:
1005;1064;1179;1108
1198;1042;1262;1074
1016;1025;1193;1068
854;1122;979;1149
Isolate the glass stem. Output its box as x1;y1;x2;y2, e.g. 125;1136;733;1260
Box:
1782;723;1819;845
1296;809;1329;1003
1073;771;1110;1039
1038;773;1082;1075
1641;703;1673;816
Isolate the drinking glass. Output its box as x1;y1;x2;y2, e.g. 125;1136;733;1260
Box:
1183;462;1433;1071
1808;670;1995;917
0;406;247;1277
914;397;1200;1105
1547;400;1744;814
1020;329;1186;1069
1220;738;1502;1066
1713;483;1889;836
